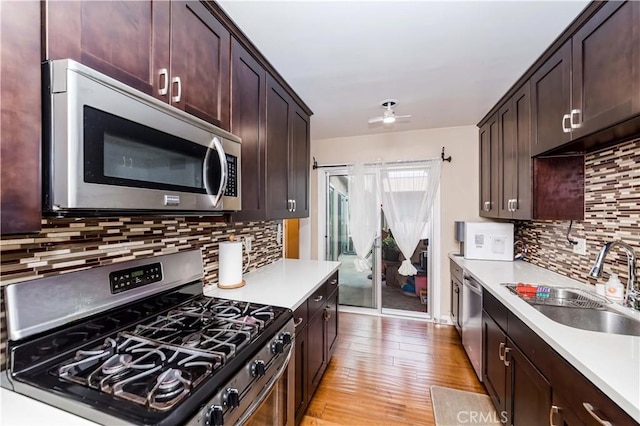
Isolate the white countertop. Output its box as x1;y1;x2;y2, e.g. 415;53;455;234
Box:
0;388;97;425
203;259;342;310
449;254;640;422
0;259;340;424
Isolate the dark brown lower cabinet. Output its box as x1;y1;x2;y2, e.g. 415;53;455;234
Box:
294;319;308;424
483;313;508;416
294;272;339;425
307;305;327;395
506;337;551;426
325;287;339;358
550;395;584;426
483;290;636;426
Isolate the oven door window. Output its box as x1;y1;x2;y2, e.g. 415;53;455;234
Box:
244;374;287;426
83;106;222;194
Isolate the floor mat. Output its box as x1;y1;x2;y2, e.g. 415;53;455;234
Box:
430;385;502;426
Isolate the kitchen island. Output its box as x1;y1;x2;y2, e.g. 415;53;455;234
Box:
450;254;640;423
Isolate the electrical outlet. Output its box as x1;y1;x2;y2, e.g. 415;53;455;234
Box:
573;238;587;255
243;236;253;253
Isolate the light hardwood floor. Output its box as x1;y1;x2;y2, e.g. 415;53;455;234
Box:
301;312;486;425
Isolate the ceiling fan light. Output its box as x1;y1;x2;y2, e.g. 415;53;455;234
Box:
383;116;396;124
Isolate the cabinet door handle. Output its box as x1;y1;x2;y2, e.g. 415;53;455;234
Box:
483;201;491;211
330;279;338;286
498;342;505;361
512;199;518;211
171;76;182;103
582;403;613;426
158;68;168;96
294;317;304;328
562;113;571;133
570;109;582;129
313;295;323;302
293;199;297;212
549;405;560;426
323;307;331;321
503;347;511;367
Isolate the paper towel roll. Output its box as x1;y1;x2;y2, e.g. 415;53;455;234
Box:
218;241;244;288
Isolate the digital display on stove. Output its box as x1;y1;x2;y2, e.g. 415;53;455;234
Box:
109;262;162;294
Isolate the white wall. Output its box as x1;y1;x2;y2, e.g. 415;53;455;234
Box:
307;125;483;316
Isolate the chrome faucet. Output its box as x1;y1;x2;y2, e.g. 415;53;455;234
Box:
589;240;639;310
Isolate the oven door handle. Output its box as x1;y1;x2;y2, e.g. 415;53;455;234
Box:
237;345;293;425
204;136;228;208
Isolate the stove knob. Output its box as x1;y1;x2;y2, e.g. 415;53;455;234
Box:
224;388;240;408
205;405;224;426
280;331;292;346
271;340;284;354
251;359;266;377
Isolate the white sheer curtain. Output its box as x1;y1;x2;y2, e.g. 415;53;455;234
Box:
347;164;378;272
380;160;441;276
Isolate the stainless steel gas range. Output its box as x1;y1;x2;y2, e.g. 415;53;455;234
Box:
1;250;294;425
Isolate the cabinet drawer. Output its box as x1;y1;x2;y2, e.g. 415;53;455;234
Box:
450;259;464;283
326;272;339;296
293;300;308;331
551;350;636;426
308;282;327;319
507;313;553;379
483;289;509;332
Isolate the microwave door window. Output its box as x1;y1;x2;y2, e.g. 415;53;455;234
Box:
103;133;203;189
83;106;210;194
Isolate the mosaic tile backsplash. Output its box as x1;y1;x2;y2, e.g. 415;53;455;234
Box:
0;217;283;368
516;138;640;287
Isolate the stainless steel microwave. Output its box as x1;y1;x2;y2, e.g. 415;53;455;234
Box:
42;59;241;214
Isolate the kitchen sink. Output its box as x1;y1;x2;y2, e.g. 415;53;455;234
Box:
503;284;609;309
503;283;640;336
533;305;640;336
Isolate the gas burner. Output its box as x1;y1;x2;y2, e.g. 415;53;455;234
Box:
102;354;133;375
158;369;182;391
182;332;202;348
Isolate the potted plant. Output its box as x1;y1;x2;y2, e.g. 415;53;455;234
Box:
382;233;401;261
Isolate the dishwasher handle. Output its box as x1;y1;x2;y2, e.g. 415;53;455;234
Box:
463;275;483;296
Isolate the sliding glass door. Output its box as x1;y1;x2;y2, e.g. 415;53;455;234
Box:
325;173;379;309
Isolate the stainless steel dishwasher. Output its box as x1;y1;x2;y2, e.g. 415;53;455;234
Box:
462;274;483;381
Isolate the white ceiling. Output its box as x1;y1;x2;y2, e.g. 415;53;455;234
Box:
218;1;590;141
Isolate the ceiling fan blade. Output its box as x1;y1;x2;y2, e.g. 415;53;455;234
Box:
395;114;412;122
368;116;384;124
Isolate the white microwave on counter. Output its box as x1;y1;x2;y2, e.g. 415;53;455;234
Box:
464;222;514;261
42;59;241;215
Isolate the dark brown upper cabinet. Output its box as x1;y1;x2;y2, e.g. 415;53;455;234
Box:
530;41;572;157
46;1;230;130
531;1;640;156
170;1;230;129
290;106;311;218
498;84;532;220
1;1;42;234
479;114;499;218
265;76;311;220
570;0;640;140
230;38;267;222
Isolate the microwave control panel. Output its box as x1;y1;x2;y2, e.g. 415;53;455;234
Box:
224;154;237;197
109;262;163;294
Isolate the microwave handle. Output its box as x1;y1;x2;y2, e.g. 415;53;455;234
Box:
204;137;228;208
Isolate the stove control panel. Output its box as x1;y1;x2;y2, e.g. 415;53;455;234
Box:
109;262;163;294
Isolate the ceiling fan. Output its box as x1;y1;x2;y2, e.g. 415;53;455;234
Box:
368;99;411;125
